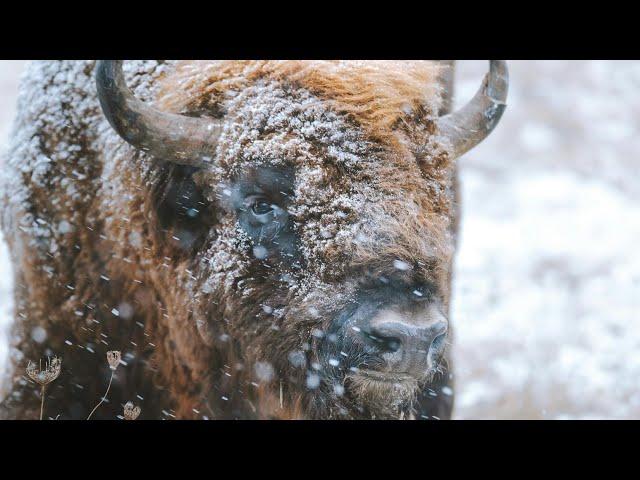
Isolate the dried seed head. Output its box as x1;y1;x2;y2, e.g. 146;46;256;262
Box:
107;351;121;371
123;401;141;420
26;356;62;386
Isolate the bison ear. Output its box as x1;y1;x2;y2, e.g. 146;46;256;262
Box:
151;163;217;256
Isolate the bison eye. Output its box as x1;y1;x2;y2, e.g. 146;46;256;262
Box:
230;166;298;262
251;198;275;216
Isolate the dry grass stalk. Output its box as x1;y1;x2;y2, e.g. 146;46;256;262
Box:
107;351;121;370
26;356;61;420
123;401;141;420
87;350;121;420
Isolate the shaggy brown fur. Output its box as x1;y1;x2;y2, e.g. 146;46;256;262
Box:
158;61;442;146
0;60;457;420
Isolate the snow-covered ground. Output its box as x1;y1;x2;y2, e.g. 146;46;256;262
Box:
452;61;640;419
0;61;638;419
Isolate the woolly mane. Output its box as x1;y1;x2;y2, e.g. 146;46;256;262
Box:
156;60;444;148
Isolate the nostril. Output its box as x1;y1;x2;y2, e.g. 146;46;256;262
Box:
362;329;402;353
428;328;448;356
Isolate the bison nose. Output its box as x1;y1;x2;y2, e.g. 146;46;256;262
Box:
363;309;448;375
369;320;447;355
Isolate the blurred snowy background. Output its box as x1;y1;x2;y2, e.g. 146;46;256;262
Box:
0;61;638;419
0;61;21;402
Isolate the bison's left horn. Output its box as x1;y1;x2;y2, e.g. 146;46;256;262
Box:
436;60;508;158
96;60;222;167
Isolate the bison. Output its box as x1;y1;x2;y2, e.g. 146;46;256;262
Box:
0;60;507;419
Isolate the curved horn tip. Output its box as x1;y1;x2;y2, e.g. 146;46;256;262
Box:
436;60;510;158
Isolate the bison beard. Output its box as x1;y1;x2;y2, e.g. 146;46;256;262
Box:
0;60;506;419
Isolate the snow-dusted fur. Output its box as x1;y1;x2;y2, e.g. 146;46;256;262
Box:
0;61;457;419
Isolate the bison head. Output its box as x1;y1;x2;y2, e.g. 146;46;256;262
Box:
96;60;507;419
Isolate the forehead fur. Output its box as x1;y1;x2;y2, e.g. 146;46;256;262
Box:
156;60;443;147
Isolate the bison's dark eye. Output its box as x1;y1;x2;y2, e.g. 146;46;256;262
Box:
242;195;287;238
231;166;298;262
251;198;275;216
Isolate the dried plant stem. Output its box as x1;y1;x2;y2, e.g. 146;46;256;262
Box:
39;385;46;420
26;356;61;420
87;370;114;420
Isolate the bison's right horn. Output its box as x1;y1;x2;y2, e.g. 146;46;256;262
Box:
436;60;508;158
96;60;222;167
